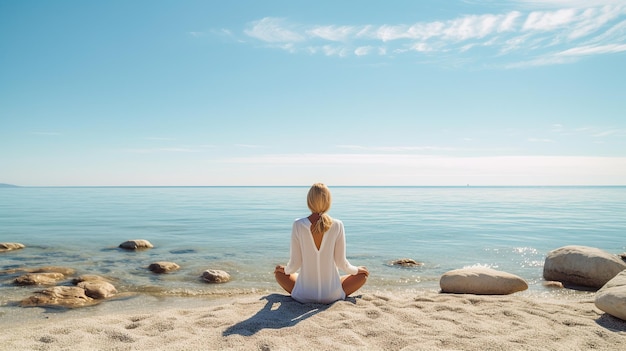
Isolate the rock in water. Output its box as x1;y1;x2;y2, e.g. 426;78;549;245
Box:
390;258;423;267
20;286;94;308
543;245;626;289
201;269;231;283
0;242;25;252
77;281;117;299
14;273;65;286
119;239;154;250
149;261;180;273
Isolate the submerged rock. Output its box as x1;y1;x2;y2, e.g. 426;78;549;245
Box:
0;243;25;252
14;273;65;286
440;267;528;295
390;258;423;267
149;261;180;274
20;286;95;308
119;239;154;250
201;269;230;284
31;266;76;276
2;266;75;276
543;245;626;289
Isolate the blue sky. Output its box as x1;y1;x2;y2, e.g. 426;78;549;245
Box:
1;0;625;186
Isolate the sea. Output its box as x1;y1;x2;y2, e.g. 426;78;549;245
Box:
1;186;625;320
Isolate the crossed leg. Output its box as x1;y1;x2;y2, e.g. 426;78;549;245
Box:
341;272;368;297
275;266;368;297
275;269;297;293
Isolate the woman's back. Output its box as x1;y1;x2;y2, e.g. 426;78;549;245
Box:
287;217;358;303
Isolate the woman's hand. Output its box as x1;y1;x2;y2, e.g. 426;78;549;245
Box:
357;266;369;277
274;265;286;275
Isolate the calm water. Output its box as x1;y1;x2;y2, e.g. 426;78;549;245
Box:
1;186;625;310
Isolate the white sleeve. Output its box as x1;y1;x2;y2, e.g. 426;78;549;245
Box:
284;221;302;275
334;221;359;275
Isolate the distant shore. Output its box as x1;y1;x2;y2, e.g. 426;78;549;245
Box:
2;290;625;350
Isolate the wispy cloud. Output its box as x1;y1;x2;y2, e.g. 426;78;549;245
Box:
553;125;626;137
244;18;305;43
235;3;626;67
590;128;626;137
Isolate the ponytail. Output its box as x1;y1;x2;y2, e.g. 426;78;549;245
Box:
307;183;333;235
312;212;332;236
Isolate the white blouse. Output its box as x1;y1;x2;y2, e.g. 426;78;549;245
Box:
284;217;359;304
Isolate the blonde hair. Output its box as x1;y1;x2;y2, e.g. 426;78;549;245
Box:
307;183;333;236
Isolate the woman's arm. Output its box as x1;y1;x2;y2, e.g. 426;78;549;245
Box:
284;221;302;275
334;221;359;275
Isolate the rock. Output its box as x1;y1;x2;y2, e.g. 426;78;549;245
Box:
0;243;25;252
440;267;528;295
620;253;626;263
390;258;423;267
201;269;230;284
20;286;94;308
543;246;626;289
14;273;65;286
72;275;112;284
149;261;180;274
77;280;117;299
70;275;116;299
543;281;564;289
119;239;154;250
595;270;626;321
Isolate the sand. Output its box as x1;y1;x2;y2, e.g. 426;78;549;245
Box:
1;290;625;351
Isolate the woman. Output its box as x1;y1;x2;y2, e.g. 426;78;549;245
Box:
274;183;369;303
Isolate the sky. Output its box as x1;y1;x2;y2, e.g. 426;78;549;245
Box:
1;0;626;186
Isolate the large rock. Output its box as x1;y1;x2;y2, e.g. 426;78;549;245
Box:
201;269;230;284
14;273;65;286
543;246;626;289
20;286;94;308
595;270;626;321
0;242;25;252
119;239;154;250
149;261;180;273
440;267;528;295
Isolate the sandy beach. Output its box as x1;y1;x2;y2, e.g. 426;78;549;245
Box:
2;289;625;351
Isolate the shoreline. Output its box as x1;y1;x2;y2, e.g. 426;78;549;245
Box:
2;289;625;350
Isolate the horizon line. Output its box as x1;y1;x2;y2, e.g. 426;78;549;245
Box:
2;184;626;189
